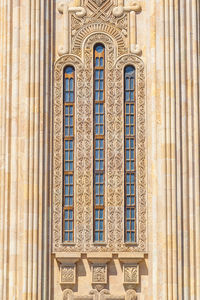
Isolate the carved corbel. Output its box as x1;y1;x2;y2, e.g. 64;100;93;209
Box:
58;2;86;56
63;289;74;300
113;1;142;55
125;290;137;300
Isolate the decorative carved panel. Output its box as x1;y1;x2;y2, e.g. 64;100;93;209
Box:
123;264;139;285
92;264;107;284
61;264;76;284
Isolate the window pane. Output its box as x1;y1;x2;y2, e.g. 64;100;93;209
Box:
124;65;136;243
94;44;105;242
63;66;75;243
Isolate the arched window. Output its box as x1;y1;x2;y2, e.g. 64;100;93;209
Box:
124;65;136;243
63;66;75;242
93;44;105;242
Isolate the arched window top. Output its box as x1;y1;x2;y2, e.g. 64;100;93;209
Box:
94;43;104;53
125;65;135;76
65;65;74;75
124;65;135;103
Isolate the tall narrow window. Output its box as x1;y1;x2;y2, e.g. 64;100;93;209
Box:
63;66;75;242
124;65;136;243
94;44;105;242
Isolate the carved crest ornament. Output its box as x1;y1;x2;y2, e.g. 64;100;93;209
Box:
54;0;146;253
92;0;106;6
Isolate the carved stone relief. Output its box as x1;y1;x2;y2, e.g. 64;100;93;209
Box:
92;264;107;284
61;264;76;284
123;264;139;285
62;289;137;300
58;0;141;56
53;35;146;253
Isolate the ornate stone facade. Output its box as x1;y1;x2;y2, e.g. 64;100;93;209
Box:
0;0;200;299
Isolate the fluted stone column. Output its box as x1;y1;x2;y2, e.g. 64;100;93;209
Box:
146;0;200;299
0;0;53;299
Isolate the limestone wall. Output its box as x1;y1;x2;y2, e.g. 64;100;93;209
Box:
0;0;199;299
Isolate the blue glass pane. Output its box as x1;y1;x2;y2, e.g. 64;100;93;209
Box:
100;174;103;182
65;93;69;102
64;232;69;241
95;232;98;241
96;57;99;66
95;45;104;53
127;232;130;242
127;208;130;218
65;66;74;75
131;221;135;230
125;91;129;101
65;210;69;219
131;209;135;218
130;91;134;100
70;92;74;102
100;125;103;134
100;70;104;79
126;139;130;148
130;78;134;89
126;78;129;90
100;209;103;219
127;220;130;230
69;232;73;241
70;78;73;90
99;232;103;241
131;232;135;242
65;78;69;90
100;80;103;90
95;221;99;230
100;220;103;230
95;80;99;90
125;65;134;75
100;91;103;101
100;103;103;113
100;57;103;67
96;70;99;79
131;197;135;205
65;221;69;230
130;104;134;113
95;91;99;100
